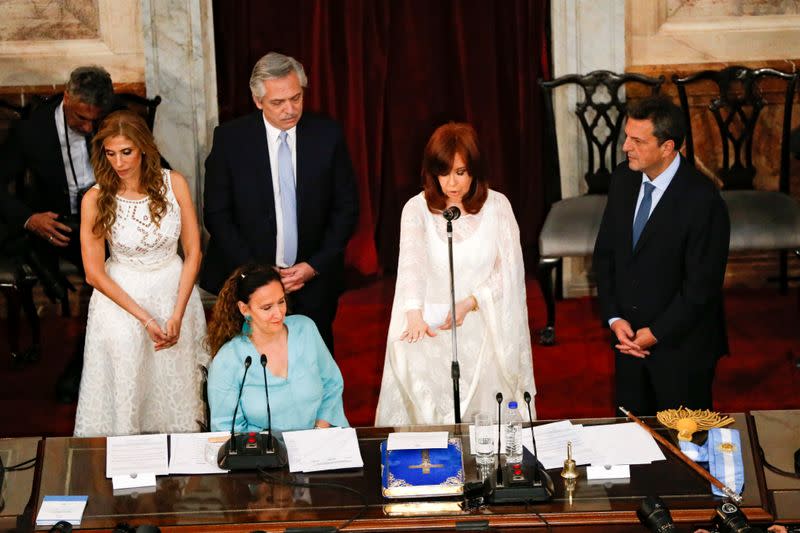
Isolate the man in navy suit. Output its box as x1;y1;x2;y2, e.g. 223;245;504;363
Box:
593;96;730;416
202;52;359;353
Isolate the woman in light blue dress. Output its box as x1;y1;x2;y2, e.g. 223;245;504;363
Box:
206;263;348;432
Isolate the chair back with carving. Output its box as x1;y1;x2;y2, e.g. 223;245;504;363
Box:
539;70;664;204
673;66;798;193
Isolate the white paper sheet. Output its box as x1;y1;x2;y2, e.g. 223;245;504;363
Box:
111;473;157;490
580;422;666;466
168;432;230;474
106;434;169;478
387;431;448;450
36;495;88;526
283;427;363;473
586;464;631;479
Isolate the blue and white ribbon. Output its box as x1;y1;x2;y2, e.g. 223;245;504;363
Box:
678;428;743;497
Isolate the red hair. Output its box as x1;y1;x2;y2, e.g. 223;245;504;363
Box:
421;122;488;214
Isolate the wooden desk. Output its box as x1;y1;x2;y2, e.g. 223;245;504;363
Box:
751;409;800;521
31;415;771;532
0;437;41;532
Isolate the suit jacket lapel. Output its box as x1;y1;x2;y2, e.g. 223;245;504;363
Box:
620;170;641;256
243;112;274;212
43;97;71;210
295;115;310;226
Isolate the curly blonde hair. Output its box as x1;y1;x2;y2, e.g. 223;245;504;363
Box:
205;263;286;356
90;110;167;238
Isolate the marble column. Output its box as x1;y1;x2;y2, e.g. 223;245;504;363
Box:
549;0;625;297
140;0;218;216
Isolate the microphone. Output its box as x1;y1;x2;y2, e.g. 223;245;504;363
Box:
217;355;287;470
442;206;461;221
229;356;253;441
495;392;504;485
523;391;539;483
260;354;273;452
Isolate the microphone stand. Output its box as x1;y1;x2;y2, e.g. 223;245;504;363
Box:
446;215;461;425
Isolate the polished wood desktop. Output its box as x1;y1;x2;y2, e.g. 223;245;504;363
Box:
751;409;800;521
28;415;773;532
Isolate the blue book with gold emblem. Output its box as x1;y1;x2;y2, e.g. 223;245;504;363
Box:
380;437;465;498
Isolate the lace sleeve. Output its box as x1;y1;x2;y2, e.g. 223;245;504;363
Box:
478;194;524;308
394;196;427;312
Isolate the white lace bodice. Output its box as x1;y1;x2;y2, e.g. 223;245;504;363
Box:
107;169;181;269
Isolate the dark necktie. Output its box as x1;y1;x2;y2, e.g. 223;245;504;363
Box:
632;181;655;249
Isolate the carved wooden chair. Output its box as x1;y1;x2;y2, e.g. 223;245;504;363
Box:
537;70;664;345
673;67;800;292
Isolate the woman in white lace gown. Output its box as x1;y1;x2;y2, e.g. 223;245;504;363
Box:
375;123;536;425
74;110;209;437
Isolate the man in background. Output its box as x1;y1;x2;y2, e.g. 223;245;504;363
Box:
0;66;115;403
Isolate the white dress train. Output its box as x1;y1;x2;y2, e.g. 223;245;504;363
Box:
375;190;536;425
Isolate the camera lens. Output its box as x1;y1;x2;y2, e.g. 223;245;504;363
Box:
637;496;677;532
714;502;764;533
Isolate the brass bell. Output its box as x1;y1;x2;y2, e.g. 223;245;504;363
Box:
561;441;578;480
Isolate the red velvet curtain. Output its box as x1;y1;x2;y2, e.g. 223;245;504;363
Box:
212;0;550;276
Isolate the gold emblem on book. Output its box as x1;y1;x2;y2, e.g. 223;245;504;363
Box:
408;450;444;474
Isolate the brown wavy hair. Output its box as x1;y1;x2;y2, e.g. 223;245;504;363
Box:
205;263;287;356
421;122;488;215
90;110;167;238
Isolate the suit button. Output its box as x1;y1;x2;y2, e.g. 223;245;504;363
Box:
631;279;638;287
632;305;638;311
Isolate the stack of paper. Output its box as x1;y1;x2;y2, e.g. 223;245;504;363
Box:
283;427;363;472
36;495;88;527
106;434;169;489
468;419;666;472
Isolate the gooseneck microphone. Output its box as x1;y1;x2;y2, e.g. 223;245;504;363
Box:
260;354;274;452
523;391;540;483
229;356;253;442
217;354;288;470
442;205;461;221
495;392;504;485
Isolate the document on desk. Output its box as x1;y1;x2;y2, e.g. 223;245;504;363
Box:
580;422;666;466
36;495;89;526
520;420;597;470
283;427;363;473
106;434;169;478
168;432;230;474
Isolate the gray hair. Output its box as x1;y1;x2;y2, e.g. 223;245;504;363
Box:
66;66;114;112
249;52;308;99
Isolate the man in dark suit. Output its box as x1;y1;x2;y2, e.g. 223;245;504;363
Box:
0;66;115;402
202;52;359;353
593;96;730;416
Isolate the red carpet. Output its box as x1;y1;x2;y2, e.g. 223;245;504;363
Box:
0;279;797;437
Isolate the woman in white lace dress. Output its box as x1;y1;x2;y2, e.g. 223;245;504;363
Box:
73;110;208;437
375;123;536;425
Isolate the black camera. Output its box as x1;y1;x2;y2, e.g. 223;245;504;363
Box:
713;502;766;533
637;496;678;532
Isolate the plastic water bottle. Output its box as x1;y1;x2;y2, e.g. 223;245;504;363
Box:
504;400;523;464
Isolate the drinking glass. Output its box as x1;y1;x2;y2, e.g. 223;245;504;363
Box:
473;412;496;467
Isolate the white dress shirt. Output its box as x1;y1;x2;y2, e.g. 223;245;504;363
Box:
262;116;298;267
54;101;95;214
